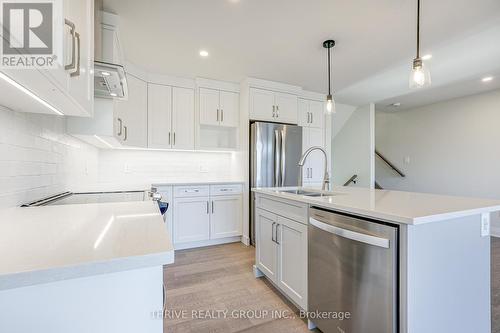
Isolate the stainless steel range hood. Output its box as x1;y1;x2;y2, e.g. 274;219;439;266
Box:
94;60;127;99
94;4;128;99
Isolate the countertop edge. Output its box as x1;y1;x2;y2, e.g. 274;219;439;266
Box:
0;249;174;291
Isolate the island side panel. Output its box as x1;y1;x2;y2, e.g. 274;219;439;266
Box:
404;215;490;333
0;266;164;333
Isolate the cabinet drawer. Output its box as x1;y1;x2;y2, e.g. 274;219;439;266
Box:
174;185;209;198
255;194;308;224
210;184;243;196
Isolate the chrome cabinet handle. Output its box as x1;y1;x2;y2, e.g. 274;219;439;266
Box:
217;109;219;122
307;112;310;124
272;105;275;118
123;126;128;141
211;201;214;213
275;224;280;245
310;112;313;124
206;201;209;214
64;19;76;71
276;105;279;117
70;32;81;77
168;132;171;145
221;109;224;122
117;118;123;136
173;132;176;146
310;218;390;248
271;222;276;242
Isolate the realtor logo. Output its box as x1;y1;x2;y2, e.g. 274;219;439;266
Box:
1;1;58;68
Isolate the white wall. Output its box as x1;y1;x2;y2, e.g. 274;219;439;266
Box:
0;107;99;208
375;89;500;235
332;103;375;188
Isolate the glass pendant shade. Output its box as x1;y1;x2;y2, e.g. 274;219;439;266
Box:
409;58;431;88
326;94;336;114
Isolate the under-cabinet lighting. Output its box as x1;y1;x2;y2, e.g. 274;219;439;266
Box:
482;76;494;83
0;72;64;116
93;135;114;148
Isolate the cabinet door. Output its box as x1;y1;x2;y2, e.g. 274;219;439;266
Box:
275;92;298;124
114;74;148;147
172;87;195;150
249;88;275;122
301;128;311;183
297;98;309;127
210;195;242;239
306;127;325;183
199;88;220;126
255;208;278;283
173;197;210;244
219;91;239;127
148;83;172;149
277;216;308;310
308;100;324;129
66;0;94;115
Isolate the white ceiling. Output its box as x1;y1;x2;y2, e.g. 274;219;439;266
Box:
103;0;500;107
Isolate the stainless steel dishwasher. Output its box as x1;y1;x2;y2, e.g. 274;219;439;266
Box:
308;207;398;333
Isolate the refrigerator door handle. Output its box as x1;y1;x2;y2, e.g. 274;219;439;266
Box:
274;129;281;187
280;130;286;186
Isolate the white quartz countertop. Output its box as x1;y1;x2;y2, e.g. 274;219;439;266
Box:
252;186;500;225
0;201;174;290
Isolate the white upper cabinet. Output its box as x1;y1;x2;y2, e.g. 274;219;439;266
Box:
0;0;94;117
302;126;325;184
113;74;148;147
249;88;297;124
148;84;172;149
219;91;239;127
199;88;220;126
199;88;239;127
298;98;324;129
147;84;194;150
65;0;94;116
172;87;195;150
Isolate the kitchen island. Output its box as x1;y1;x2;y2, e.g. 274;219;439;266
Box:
0;201;173;333
252;186;500;333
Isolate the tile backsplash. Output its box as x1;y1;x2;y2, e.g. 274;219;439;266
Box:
0;107;244;208
0;107;99;208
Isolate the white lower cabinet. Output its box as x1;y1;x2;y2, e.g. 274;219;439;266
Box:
211;195;243;239
172;184;243;248
173;197;210;243
276;216;308;310
255;204;308;310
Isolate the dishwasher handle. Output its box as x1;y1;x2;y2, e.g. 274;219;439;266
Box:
310;218;390;249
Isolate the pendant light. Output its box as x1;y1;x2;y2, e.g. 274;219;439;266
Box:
323;39;336;114
409;0;431;88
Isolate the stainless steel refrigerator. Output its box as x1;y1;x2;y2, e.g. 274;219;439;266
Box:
250;122;302;245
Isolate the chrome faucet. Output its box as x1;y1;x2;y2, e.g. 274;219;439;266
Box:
298;146;330;191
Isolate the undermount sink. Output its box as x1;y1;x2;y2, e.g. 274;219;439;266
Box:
279;189;337;197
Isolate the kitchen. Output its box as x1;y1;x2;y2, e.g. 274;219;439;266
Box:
1;1;500;333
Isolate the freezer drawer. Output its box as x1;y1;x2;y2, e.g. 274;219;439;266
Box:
308;207;398;333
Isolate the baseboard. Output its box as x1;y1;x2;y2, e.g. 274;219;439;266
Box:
174;236;242;250
241;235;250;246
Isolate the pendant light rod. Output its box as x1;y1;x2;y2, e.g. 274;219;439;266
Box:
323;40;335;95
416;0;421;58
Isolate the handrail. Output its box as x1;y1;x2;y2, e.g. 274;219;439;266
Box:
375;150;405;177
343;174;358;186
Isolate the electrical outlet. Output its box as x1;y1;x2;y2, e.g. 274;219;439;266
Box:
481;213;490;237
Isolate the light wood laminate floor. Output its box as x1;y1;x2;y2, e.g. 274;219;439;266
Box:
163;242;316;333
164;239;500;333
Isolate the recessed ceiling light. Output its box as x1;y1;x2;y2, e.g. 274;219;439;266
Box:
389;102;401;107
482;76;494;82
101;71;111;76
199;50;209;57
422;54;432;60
